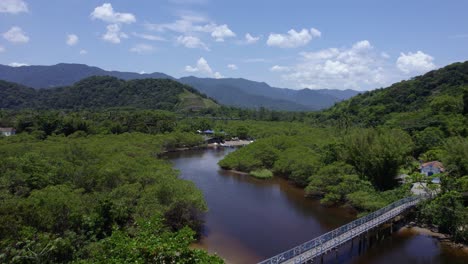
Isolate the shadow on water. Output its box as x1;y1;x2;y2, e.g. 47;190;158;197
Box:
165;148;468;264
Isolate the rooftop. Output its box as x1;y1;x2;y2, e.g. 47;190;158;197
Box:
0;127;16;132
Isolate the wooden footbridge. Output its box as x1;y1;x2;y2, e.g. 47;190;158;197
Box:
258;195;428;264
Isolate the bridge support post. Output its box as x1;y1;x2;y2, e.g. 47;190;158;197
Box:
358;234;362;255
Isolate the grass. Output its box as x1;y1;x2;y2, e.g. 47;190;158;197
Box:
250;169;273;179
177;90;219;111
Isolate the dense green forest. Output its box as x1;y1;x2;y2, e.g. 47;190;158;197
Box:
1;61;468;263
0;76;218;111
0;132;224;263
219;61;468;243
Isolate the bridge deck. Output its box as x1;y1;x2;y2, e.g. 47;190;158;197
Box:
258;195;425;264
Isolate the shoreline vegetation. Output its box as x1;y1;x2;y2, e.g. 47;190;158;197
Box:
1;61;468;262
402;225;468;252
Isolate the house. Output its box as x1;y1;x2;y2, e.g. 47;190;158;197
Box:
420;161;444;176
0;127;16;137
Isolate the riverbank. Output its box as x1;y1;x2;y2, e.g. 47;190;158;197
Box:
208;140;253;148
403;224;468;252
161;140;252;154
167;148;468;264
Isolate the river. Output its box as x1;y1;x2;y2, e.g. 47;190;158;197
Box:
165;148;468;264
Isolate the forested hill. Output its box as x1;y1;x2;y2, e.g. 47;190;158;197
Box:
0;76;218;111
320;61;468;132
0;63;359;111
0;63;174;88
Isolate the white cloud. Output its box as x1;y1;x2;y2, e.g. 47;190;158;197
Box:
185;57;223;78
227;64;238;70
245;33;260;44
3;26;29;43
211;24;235;42
381;52;390;59
66;34;78;46
267;28;321;48
176;35;209;50
91;3;136;24
279;40;391;90
0;0;28;14
146;15;208;33
0;45;5;52
80;49;88;55
270;65;290;72
9;62;28;67
102;24;128;44
130;43;154;54
133;33;166;41
146;15;235;42
214;72;224;79
396;51;436;74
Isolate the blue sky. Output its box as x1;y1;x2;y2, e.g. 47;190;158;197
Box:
0;0;467;90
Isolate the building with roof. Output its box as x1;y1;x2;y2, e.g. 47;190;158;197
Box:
420;161;444;176
0;127;16;137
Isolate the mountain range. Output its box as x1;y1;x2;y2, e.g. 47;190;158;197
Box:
0;63;359;111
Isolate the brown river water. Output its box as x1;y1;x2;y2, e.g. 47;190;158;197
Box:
165;148;468;264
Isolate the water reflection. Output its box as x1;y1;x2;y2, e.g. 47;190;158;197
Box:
166;148;468;264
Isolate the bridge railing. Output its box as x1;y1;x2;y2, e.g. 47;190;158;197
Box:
258;195;427;264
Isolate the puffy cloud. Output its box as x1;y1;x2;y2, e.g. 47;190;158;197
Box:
270;65;290;72
130;43;154;54
185;57;223;78
214;72;224;79
279;40;390;90
227;64;238;70
146;15;235;42
133;33;166;41
245;33;260;44
211;24;235;42
176;35;209;50
3;26;29;43
79;49;88;55
9;62;28;67
66;34;78;46
0;0;28;14
396;51;436;74
267;28;321;48
91;3;136;24
102;24;128;44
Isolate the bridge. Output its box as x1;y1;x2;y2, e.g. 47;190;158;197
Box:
258;195;427;264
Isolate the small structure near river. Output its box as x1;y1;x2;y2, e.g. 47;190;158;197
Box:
0;127;16;137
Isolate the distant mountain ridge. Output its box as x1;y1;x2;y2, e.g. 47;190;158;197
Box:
0;63;359;111
0;63;174;89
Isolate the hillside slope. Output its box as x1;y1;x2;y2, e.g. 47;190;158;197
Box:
0;76;218;111
320;61;468;134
